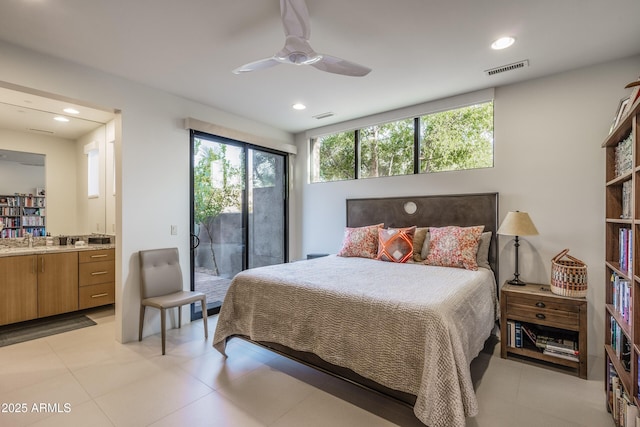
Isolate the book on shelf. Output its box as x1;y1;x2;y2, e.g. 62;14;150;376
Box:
542;348;579;362
611;317;623;357
622;179;632;219
521;323;537;347
544;341;579;356
611;273;632;325
610;365;639;427
615;133;633;177
619;227;632;274
541;337;579;361
506;321;526;349
535;334;577;351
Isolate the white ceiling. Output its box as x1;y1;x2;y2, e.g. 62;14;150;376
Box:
0;85;116;140
0;0;639;134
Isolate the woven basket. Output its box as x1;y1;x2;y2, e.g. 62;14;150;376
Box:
550;249;588;298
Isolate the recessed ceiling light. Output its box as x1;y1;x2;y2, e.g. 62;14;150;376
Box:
491;36;515;50
292;103;306;110
53;116;69;122
63;108;80;114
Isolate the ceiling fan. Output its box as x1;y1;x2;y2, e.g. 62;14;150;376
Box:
232;0;371;77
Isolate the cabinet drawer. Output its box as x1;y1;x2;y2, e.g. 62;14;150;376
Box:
79;249;114;263
79;282;115;309
79;260;115;286
506;294;580;328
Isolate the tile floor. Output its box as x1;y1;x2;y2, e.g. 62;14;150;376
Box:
0;307;614;427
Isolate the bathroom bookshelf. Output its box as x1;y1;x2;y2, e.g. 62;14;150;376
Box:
0;194;46;238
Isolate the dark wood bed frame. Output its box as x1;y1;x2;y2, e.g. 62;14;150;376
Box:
240;192;499;406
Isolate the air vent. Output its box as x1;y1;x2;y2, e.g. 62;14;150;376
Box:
312;112;334;120
485;60;529;76
28;128;54;134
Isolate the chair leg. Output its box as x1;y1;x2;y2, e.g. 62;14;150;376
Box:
201;298;208;339
161;308;166;355
139;305;145;341
178;305;182;329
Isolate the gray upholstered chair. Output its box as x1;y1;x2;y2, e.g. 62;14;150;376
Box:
138;247;208;355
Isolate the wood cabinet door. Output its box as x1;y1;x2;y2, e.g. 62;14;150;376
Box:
0;255;38;326
37;252;78;317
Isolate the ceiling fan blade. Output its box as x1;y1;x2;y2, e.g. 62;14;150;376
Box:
232;57;281;74
310;55;372;77
280;0;310;39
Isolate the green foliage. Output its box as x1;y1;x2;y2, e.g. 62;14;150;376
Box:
420;102;494;173
360;118;414;178
312;101;493;182
251;151;277;188
193;138;243;275
193;139;242;226
312;131;355;182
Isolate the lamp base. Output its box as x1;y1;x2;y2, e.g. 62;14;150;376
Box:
507;277;527;286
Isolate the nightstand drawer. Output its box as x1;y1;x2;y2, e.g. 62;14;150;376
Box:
506;294;580;328
506;303;580;328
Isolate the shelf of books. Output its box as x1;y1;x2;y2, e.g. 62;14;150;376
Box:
0;193;46;238
604;90;640;425
505;321;580;367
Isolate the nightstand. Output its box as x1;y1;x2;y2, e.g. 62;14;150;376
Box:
500;282;587;379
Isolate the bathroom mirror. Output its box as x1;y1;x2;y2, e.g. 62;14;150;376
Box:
0;83;116;237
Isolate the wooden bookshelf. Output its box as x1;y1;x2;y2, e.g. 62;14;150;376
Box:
603;96;640;419
0;194;46;238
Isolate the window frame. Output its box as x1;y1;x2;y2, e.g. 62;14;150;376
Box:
308;90;494;184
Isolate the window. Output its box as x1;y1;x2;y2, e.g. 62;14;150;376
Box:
310;131;355;182
309;100;493;183
86;145;99;198
420;102;493;173
360;118;414;178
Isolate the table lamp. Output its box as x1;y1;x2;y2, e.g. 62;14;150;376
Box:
497;211;539;285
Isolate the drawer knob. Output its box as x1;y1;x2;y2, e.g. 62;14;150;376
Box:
91;293;109;298
536;302;545;308
536;313;546;320
91;271;109;276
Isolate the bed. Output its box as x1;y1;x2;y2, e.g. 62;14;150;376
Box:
213;193;499;427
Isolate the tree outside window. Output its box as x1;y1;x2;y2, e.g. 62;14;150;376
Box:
310;101;493;183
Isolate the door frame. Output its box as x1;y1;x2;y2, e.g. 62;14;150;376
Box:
189;130;288;319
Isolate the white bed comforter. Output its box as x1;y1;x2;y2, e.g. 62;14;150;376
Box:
213;255;498;427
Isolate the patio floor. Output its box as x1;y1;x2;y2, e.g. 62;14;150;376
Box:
194;268;232;308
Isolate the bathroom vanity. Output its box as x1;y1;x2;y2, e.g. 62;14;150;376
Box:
0;245;115;326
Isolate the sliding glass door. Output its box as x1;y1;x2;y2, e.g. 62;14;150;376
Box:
190;131;287;318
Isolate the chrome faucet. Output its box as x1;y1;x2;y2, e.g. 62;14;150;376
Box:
25;232;33;248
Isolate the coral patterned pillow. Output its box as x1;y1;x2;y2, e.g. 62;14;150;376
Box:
377;226;416;263
425;225;484;270
337;223;384;258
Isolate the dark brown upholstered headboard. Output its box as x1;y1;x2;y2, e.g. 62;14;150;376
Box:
346;193;499;279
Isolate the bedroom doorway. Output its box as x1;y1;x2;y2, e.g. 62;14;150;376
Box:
189;130;287;318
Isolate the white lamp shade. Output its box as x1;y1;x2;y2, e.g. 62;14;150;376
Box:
497;211;539;236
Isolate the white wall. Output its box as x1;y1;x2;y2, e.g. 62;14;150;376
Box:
295;55;640;358
0;128;77;235
0;158;44;195
0;40;294;343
